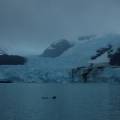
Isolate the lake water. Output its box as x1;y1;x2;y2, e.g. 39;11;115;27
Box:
0;83;119;120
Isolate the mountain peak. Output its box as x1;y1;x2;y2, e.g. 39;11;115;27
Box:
41;39;73;57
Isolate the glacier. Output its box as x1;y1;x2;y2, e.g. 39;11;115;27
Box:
0;34;120;83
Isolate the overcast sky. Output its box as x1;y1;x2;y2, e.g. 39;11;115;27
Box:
0;0;120;55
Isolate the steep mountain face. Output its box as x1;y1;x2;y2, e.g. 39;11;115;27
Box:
110;48;120;66
41;39;73;57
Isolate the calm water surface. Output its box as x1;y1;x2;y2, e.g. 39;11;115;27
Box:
0;83;119;120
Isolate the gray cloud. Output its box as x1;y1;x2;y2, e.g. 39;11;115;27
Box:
0;0;120;55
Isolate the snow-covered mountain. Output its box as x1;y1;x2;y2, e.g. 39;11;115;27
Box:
0;48;8;55
0;33;120;83
41;39;73;57
0;49;26;65
59;34;120;67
